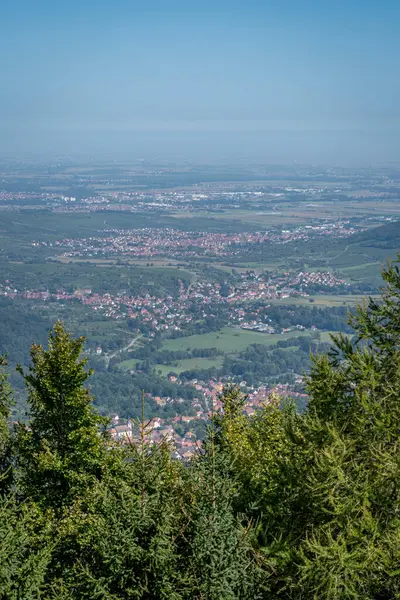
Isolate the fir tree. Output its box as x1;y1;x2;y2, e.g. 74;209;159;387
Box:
47;392;184;599
0;356;13;495
16;322;109;510
180;393;265;600
0;495;53;600
214;259;400;597
271;259;400;597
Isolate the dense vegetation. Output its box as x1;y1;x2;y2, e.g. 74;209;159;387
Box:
220;335;328;385
0;298;200;420
1;259;400;598
0;288;357;420
177;334;331;384
0;261;190;297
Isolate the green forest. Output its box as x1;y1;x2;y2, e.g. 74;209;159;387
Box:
1;260;400;599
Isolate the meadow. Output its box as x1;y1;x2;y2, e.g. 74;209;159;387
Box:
162;327;308;354
267;294;378;307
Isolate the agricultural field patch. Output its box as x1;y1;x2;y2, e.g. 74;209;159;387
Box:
162;328;307;354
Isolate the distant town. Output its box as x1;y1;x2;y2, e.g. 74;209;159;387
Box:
1;158;400;447
0;268;348;334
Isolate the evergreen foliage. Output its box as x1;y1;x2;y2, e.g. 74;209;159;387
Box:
0;357;14;494
1;260;400;598
0;496;52;599
55;443;183;599
16;322;109;510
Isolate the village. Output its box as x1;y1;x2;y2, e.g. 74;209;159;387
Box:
0;269;348;336
108;378;307;461
0;266;340;459
33;221;359;261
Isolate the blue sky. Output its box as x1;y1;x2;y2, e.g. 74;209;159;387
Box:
1;0;399;162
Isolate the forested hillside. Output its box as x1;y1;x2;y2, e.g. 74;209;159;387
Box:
1;259;400;598
351;218;400;248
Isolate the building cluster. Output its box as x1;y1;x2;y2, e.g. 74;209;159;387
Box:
1;176;398;221
108;378;307;460
35;221;359;261
290;271;347;288
0;268;348;336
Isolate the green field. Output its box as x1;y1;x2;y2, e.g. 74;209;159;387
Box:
155;357;225;376
117;329;337;376
319;331;337;343
162;327;308;354
339;262;384;281
118;358;139;370
267;294;376;307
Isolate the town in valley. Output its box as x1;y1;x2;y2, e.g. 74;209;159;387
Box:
1;158;399;458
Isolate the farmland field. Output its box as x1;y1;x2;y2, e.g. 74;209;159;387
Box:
267;294;378;307
153;357;225;376
162;328;309;354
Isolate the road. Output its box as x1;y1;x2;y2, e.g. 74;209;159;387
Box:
104;334;143;369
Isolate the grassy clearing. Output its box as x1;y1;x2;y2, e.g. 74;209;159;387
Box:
162;327;308;354
267;294;376;307
119;356;224;375
340;262;381;272
339;262;384;281
154;357;225;376
319;331;337;343
118;358;139;370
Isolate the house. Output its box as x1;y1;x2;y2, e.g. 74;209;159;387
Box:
110;422;133;441
182;450;195;461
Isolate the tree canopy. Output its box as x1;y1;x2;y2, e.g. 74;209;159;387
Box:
1;260;400;598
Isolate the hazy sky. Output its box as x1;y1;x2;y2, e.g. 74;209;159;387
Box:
1;0;399;163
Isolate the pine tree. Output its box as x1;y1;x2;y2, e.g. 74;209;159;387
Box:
182;448;265;600
0;356;14;495
178;391;265;600
47;392;184;599
213;260;400;597
275;259;400;597
215;384;298;543
0;495;53;600
16;322;109;510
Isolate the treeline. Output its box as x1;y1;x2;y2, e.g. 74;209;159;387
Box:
126;342;223;371
250;303;354;332
2;259;400;598
179;334;333;385
0;261;190;298
221;336;332;385
0;300;200;420
168;302;356;343
90;368;199;419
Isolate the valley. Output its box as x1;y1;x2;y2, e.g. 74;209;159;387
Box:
1;159;399;447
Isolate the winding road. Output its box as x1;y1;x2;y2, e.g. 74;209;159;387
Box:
104;334;143;369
